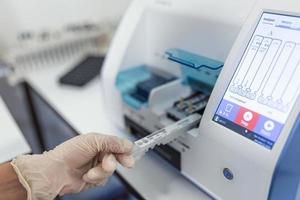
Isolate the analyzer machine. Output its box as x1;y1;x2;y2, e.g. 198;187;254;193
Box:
102;0;300;199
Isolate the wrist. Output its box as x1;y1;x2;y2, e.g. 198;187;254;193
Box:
0;162;27;200
11;154;65;200
10;160;32;200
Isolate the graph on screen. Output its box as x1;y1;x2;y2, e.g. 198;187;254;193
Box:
229;35;300;113
213;13;300;149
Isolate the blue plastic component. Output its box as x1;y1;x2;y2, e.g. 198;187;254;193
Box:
268;113;300;200
123;94;145;110
165;48;223;90
165;48;223;70
116;65;176;110
116;66;152;109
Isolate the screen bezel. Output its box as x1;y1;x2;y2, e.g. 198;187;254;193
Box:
212;11;300;150
200;9;300;161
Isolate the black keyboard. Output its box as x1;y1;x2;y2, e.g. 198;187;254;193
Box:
59;55;105;87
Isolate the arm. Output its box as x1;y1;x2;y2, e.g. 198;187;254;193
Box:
0;162;26;200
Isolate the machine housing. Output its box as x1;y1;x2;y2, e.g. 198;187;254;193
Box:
102;0;300;199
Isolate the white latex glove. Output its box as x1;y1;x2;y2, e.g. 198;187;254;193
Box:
11;133;135;200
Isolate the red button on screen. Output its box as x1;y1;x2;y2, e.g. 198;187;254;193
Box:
235;107;260;131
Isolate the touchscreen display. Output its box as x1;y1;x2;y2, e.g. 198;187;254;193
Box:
213;12;300;149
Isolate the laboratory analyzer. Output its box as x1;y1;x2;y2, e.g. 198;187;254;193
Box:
102;0;300;199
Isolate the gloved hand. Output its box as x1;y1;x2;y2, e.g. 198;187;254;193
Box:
11;133;135;200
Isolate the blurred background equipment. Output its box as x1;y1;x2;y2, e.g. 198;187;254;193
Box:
0;0;131;76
